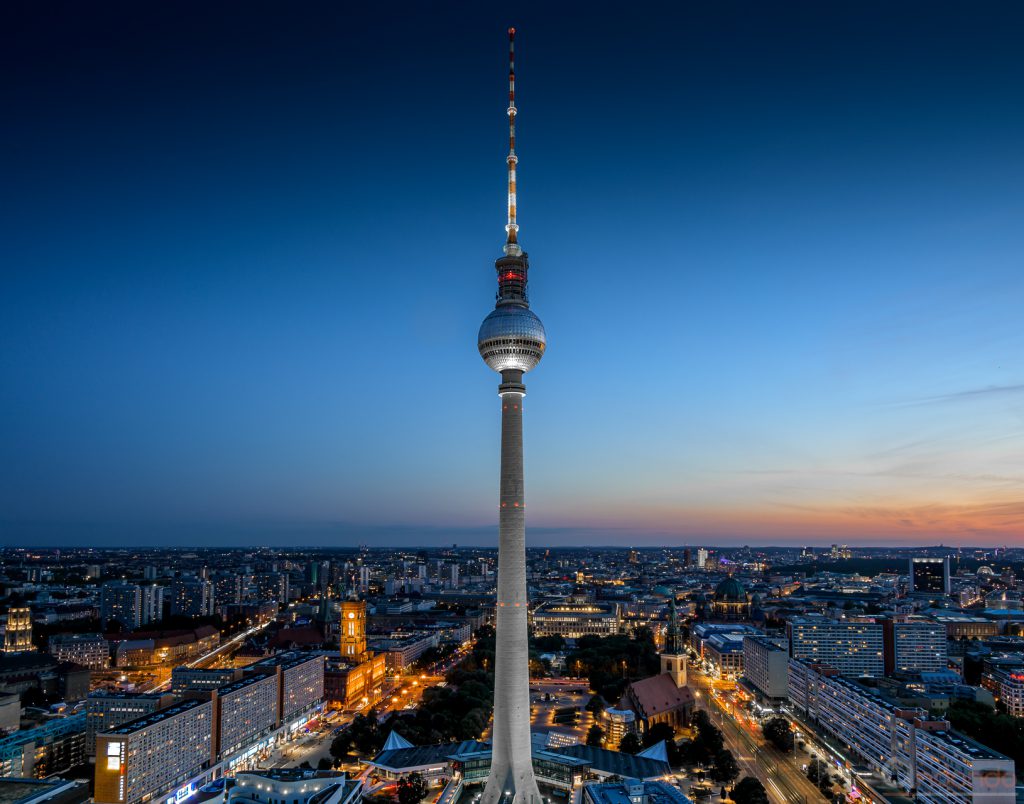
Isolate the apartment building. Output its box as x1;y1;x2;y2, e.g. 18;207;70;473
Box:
49;633;109;671
789;660;1014;804
741;635;788;700
94;699;214;804
85;692;173;756
213;673;278;760
787;617;884;677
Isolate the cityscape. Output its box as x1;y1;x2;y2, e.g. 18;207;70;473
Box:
3;5;1024;804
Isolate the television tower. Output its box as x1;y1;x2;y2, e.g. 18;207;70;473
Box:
477;27;545;804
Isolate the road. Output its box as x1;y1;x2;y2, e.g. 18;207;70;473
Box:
689;667;824;804
138;620;275;693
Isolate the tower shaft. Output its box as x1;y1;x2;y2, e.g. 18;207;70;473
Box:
482;369;540;804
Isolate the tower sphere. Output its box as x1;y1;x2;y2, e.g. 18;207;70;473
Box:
478;305;546;373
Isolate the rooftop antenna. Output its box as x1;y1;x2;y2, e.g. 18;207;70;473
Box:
504;27;521;256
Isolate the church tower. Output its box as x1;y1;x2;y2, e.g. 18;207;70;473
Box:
660;597;687;687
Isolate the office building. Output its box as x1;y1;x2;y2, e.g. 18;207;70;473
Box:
742;635;788;700
789;660;1014;803
909;557;951;596
48;634;108;670
696;549;708;569
532;599;620;638
475;28;546;804
787;617;884;677
0;713;86;779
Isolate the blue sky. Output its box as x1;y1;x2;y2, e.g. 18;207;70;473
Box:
2;1;1023;546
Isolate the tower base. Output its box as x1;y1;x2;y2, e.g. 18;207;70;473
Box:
480;759;542;804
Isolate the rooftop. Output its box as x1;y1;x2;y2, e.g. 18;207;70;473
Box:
556;744;671;779
585;781;692;804
105;698;207;736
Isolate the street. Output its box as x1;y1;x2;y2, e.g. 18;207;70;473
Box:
688;666;825;804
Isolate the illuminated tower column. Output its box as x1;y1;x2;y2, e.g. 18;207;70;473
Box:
477;28;545;804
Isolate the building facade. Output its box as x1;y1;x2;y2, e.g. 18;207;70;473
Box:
742;635;788;699
85;692;173;756
789;660;1014;803
532;600;620;639
94;700;213;804
787;617;884;677
49;633;109;671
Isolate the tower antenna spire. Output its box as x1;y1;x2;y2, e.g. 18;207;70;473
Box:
504;27;521;256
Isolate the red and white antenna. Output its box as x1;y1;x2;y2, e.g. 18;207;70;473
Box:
504;27;521;256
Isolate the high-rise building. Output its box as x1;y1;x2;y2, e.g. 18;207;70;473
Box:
476;28;545;804
85;691;173;755
211;572;242;609
696;548;709;568
787;617;884;677
170;578;214;618
95;699;213;804
741;635;788;700
255;572;289;605
909;557;951;595
340;600;367;663
140;584;164;625
101;582;143;630
882;618;948;674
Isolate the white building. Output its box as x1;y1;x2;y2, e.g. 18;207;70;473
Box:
532;599;620;638
741;635;788;699
49;633;109;670
228;770;361;804
787;617;884;677
886;619;948;674
789;660;1014;804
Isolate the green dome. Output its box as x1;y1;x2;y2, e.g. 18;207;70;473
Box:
714;575;746;603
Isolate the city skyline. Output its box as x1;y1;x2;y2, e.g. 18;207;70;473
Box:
3;2;1023;547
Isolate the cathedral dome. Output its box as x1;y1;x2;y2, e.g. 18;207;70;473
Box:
714;576;747;603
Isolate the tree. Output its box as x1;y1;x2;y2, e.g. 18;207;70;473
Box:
330;730;353;760
731;777;769;804
618;732;643;755
711;749;739;785
396;773;429;804
762;717;794;752
806;759;830;788
690;713;724;764
585;695;607;715
587;724;605;746
317;758;334;770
